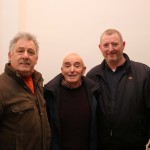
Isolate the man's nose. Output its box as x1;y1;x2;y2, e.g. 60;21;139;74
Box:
108;44;113;51
70;66;75;71
22;51;29;58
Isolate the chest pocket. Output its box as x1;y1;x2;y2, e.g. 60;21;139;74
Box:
10;102;38;130
11;102;34;115
2;101;39;134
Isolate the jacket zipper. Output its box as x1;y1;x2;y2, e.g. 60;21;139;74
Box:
110;129;112;136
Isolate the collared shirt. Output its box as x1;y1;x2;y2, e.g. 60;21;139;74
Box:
104;60;127;100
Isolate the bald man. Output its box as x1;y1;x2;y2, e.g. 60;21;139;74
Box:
44;53;101;150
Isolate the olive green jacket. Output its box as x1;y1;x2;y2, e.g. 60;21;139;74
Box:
0;63;51;150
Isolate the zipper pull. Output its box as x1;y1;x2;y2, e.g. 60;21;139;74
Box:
110;130;112;136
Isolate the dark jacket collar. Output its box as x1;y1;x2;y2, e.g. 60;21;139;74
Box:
97;53;132;76
5;63;43;84
44;73;100;94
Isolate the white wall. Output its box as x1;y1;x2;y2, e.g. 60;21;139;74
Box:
1;0;150;84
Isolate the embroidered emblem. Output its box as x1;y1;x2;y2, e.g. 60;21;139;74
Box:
128;76;133;80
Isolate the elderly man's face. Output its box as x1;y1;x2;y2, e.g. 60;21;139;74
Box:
61;53;86;88
8;38;38;77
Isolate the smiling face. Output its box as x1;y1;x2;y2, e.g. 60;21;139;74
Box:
99;30;126;69
61;53;86;88
8;38;38;77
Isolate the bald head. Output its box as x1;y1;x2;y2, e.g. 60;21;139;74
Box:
62;53;85;68
61;52;86;88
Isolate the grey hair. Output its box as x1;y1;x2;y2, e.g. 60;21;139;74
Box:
62;52;86;68
100;29;123;44
9;32;39;54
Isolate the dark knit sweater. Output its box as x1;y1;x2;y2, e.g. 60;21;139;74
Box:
59;84;91;150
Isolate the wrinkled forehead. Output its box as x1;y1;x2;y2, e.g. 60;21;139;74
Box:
16;38;35;45
62;54;84;66
102;34;121;42
101;33;123;44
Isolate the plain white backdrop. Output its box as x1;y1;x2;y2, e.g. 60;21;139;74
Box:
0;0;150;84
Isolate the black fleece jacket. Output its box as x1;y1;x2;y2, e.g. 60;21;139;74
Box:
44;74;101;150
86;53;150;149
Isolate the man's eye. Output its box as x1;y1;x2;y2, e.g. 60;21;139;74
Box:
75;65;80;68
103;44;108;48
112;43;118;47
65;65;70;68
17;49;24;54
28;50;35;56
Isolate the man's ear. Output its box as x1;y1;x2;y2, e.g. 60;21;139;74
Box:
35;56;38;65
61;67;64;75
8;51;11;62
122;41;126;50
98;44;102;50
123;41;126;47
83;66;86;75
99;44;103;53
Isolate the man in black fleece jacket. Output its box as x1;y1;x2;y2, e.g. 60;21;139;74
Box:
86;29;150;150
